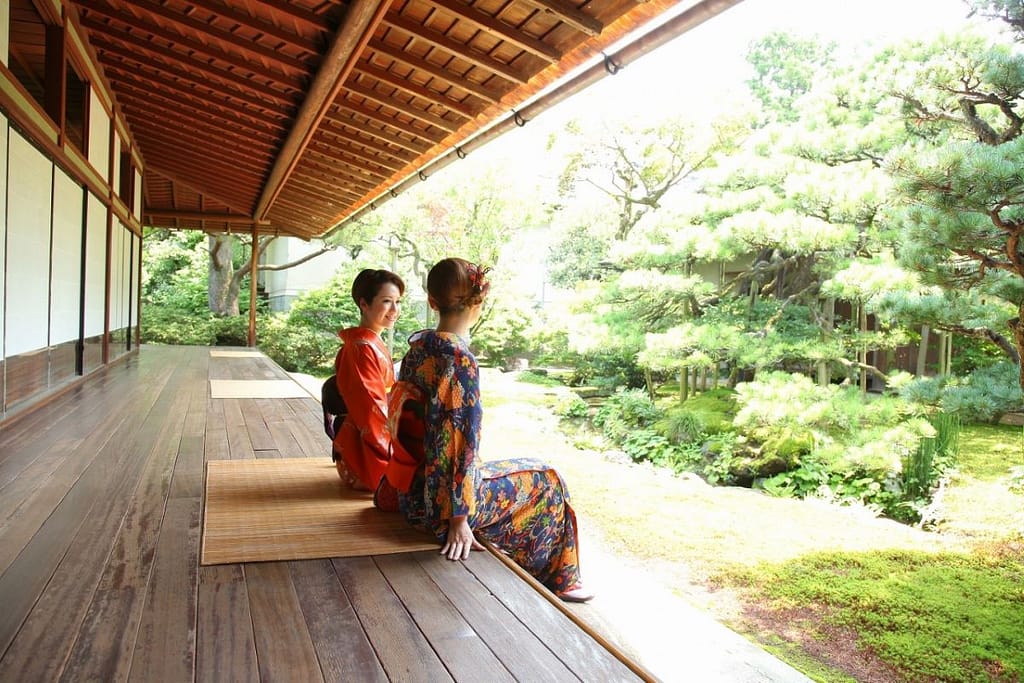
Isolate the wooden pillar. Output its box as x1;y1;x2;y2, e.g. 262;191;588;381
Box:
248;224;258;347
916;325;930;377
102;208;112;364
44;24;66;145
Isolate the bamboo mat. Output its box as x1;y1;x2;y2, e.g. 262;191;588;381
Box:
201;458;437;565
209;379;310;398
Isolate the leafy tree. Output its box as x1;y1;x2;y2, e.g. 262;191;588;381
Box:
881;23;1024;387
555;117;744;241
746;31;837;124
546;222;613;287
206;234;342;316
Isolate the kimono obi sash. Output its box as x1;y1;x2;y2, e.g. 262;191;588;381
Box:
384;380;426;493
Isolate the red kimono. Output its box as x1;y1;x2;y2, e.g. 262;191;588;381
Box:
332;327;395;490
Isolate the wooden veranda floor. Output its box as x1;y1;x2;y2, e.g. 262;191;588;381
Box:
0;345;646;682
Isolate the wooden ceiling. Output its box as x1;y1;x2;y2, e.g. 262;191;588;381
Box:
66;0;722;240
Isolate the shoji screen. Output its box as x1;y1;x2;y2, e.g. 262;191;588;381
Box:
50;166;84;384
83;193;107;372
4;131;53;406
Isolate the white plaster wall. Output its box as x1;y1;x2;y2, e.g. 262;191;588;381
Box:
112;135;121;193
84;193;106;337
130;232;139;330
117;224;131;335
262;237;348;311
0;1;9;68
5;132;53;356
88;91;110;181
0;117;7;359
50;167;83;344
133;169;142;221
109;222;123;332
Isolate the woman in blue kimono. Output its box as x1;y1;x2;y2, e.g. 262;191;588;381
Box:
382;258;592;602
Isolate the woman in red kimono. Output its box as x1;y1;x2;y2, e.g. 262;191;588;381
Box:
385;258;592;602
332;268;404;491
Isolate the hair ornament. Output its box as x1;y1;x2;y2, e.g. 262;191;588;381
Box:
468;263;492;294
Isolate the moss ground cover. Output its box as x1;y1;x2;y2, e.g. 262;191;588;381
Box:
721;545;1024;682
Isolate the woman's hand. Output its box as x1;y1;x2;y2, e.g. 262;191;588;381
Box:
442;515;483;561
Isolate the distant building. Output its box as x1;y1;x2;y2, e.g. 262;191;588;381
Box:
259;238;349;312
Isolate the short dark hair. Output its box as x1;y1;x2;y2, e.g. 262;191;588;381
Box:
427;258;490;315
351;269;405;307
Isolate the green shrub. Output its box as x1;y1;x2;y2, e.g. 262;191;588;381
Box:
730;373;960;522
564;350;646;390
212;316;250;346
621;429;685;470
141;307;216;345
259;314;338;374
472;298;533;368
593;388;659;444
656;408;707;444
940;363;1023;422
894;362;1024;423
555;394;589;419
700;432;742;486
518;369;562;386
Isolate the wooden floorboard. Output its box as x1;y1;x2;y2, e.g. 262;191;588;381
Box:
375;553;516;682
0;345;648;683
417;553;579;681
288;559;389;683
195;564;258;682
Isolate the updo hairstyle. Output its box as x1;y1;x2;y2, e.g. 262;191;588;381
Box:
427;258;491;315
351;269;405;307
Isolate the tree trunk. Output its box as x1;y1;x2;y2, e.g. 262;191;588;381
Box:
1011;304;1024;390
936;332;948;376
916;324;930;378
858;302;868;394
946;334;953;375
817;298;835;387
208;234;239;316
680;367;689;403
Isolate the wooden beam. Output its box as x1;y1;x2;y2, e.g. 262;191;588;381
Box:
87;32;298;106
121;99;279;152
121;121;271;176
254;0;390;221
366;37;504;104
345;81;464;133
332;100;447;148
307;137;406;174
518;0;603;37
419;0;561;63
168;0;322;55
112;80;287;141
278;175;365;204
353;62;478;118
143;211;267;224
122;0;313;73
141;164;257;216
237;0;333;34
77;11;306;88
383;13;529;85
315;121;417;166
102;63;289;120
